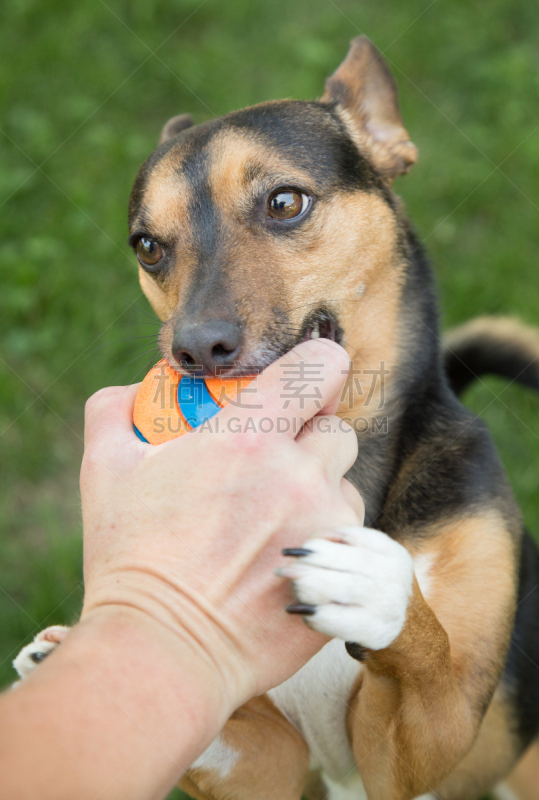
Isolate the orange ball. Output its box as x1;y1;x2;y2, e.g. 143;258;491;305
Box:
133;359;255;445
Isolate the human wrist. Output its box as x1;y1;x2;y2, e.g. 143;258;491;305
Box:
81;563;263;710
81;588;251;710
75;604;235;741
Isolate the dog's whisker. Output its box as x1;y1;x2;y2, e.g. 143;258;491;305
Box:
128;350;165;386
82;335;158;361
99;343;161;370
110;345;160;366
280;295;363;316
109;322;160;329
108;347;161;386
133;304;161;323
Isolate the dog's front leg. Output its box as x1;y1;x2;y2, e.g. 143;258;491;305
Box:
346;576;474;800
281;518;516;800
179;694;310;800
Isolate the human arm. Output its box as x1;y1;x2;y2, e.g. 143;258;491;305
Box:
0;339;363;800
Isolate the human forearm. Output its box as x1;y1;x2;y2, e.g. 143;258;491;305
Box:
0;607;230;800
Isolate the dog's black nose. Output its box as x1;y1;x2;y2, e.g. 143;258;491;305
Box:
172;321;243;374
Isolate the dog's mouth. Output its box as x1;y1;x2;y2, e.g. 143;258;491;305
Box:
299;309;342;345
164;308;342;378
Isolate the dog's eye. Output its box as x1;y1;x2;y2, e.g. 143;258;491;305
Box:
268;190;310;221
136;237;163;267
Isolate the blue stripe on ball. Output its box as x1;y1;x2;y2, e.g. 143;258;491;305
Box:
133;424;149;443
177;376;221;429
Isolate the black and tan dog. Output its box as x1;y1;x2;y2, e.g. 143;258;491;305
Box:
15;38;539;800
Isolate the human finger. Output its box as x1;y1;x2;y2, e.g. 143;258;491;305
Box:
296;415;357;481
218;338;350;439
82;384;143;473
340;478;365;524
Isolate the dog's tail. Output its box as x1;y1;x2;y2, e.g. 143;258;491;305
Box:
444;316;539;397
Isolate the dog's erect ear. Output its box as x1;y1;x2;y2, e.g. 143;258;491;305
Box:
159;113;194;144
322;37;417;180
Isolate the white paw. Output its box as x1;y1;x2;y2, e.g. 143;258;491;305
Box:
12;625;70;681
280;527;414;651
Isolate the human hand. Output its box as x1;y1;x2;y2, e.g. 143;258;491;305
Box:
80;338;363;715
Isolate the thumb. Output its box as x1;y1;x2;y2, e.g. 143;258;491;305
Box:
340;478;365;525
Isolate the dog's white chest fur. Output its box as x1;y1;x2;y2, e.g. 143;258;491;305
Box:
268;638;362;784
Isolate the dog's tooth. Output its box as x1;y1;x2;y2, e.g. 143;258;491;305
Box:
311;321;320;339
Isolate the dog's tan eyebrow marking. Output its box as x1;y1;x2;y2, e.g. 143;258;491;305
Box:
137;156;193;243
243;162;266;184
242;162;298;191
241;163;319;199
210;127;322;196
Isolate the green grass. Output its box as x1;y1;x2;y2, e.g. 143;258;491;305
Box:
1;1;539;798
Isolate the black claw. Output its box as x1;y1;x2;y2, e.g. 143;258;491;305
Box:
30;651;48;664
282;548;313;558
345;641;368;661
286;603;316;616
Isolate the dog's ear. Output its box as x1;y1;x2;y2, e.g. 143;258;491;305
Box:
322;37;417;180
159;113;194;144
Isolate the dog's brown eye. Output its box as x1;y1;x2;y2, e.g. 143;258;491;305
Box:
268;190;309;220
136;237;163;267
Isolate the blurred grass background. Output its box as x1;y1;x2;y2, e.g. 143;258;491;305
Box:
1;1;538;797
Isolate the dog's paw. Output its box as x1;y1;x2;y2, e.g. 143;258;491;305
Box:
280;526;414;651
12;625;70;681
